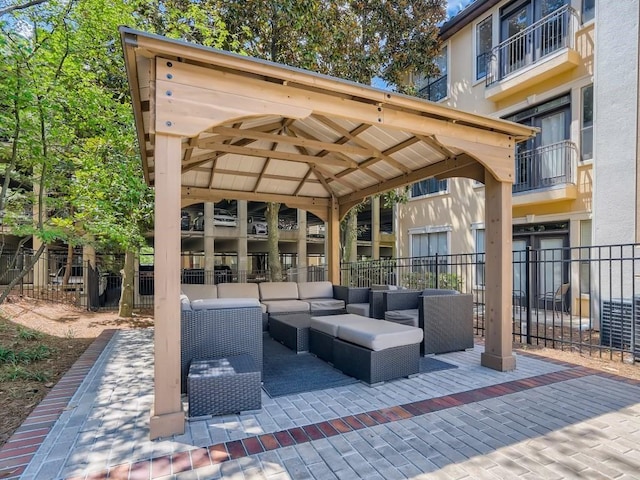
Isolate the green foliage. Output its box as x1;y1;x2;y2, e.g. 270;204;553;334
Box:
0;0;152;264
401;271;462;291
0;365;51;382
342;258;397;287
0;346;17;364
0;343;52;364
1;0;446;294
379;187;410;208
17;326;43;341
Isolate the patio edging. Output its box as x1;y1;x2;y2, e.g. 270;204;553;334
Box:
0;329;117;480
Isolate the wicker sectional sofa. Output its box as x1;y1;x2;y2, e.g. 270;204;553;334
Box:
181;281;347;331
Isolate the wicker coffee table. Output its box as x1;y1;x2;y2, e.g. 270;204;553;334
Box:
269;313;311;353
187;355;261;417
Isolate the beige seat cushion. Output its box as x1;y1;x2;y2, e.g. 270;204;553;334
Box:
262;299;310;313
180;284;218;301
310;313;372;337
384;309;419;327
307;299;345;311
371;284;398;291
337;320;423;351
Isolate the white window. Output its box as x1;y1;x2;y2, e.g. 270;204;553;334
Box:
476;16;492;80
579;219;592;294
581;84;593;161
409;226;450;289
409;178;448;199
409;225;450;256
417;46;448;102
582;0;595;23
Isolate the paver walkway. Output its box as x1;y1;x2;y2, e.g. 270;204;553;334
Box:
1;329;639;479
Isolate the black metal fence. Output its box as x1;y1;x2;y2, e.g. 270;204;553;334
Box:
0;250;103;309
3;244;639;362
341;244;640;363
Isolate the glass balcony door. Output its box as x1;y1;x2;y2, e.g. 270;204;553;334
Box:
498;0;569;79
539;111;566;182
508;94;571;192
500;1;534;76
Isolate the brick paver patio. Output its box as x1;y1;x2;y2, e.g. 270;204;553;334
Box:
1;329;639;479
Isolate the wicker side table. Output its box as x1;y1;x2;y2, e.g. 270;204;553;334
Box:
187;355;261;417
269;313;311;353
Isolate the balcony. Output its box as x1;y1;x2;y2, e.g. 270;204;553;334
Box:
485;5;580;101
417;75;447;102
513;140;578;206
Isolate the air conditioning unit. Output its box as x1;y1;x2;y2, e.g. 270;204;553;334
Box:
600;297;640;359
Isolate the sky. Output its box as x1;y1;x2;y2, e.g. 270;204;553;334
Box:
447;0;474;19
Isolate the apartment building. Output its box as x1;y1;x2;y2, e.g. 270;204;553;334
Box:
178;199;396;279
398;0;599;313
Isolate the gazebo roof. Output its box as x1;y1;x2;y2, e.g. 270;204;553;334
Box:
120;27;535;219
119;27;537;440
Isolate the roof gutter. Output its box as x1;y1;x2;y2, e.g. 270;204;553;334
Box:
440;0;502;41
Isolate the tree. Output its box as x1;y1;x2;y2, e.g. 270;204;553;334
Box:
210;0;446;277
0;0;446;309
0;0;154;315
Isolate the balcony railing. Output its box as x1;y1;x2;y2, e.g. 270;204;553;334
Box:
487;5;578;86
513;140;577;193
417;75;447;102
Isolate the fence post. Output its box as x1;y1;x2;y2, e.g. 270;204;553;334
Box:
435;253;439;289
526;246;533;345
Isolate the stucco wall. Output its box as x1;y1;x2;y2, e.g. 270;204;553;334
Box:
593;0;639;245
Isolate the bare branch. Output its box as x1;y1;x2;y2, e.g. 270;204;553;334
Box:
0;0;49;17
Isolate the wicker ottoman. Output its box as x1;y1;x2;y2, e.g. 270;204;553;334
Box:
188;355;261;417
333;320;423;385
269;313;311;353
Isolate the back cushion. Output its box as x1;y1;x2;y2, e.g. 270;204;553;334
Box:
217;282;260;299
297;281;334;299
259;281;299;301
422;288;459;296
180;284;217;301
371;284;398;291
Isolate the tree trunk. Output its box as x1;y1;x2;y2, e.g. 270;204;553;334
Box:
63;243;73;286
0;242;46;305
266;202;282;281
119;250;135;317
342;209;358;263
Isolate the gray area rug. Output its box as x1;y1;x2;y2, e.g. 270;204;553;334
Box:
262;334;457;398
419;356;458;373
262;334;358;398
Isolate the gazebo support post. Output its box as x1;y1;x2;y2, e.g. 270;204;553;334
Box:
149;133;185;439
481;173;516;371
327;196;341;284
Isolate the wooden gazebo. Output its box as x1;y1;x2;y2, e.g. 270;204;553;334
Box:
119;27;537;439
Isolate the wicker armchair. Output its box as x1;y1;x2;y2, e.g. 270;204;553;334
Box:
333;285;370;316
418;291;474;355
180;302;263;393
333;285;402;318
382;289;474;355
